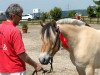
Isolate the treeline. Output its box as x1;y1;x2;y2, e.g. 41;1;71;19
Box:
39;6;100;22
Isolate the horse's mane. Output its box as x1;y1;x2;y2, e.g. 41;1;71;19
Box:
56;18;86;26
41;22;56;39
41;18;90;38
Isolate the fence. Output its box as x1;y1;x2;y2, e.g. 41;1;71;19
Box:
0;17;100;25
82;16;100;24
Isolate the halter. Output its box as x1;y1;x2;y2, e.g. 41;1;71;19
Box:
52;26;70;52
50;27;61;56
46;27;61;73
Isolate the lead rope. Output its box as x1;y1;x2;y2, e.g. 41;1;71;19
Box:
32;59;54;75
32;68;49;75
32;70;37;75
49;57;53;72
32;58;53;75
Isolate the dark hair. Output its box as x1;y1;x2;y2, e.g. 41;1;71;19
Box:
5;3;23;19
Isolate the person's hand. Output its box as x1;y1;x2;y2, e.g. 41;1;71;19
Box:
34;63;43;72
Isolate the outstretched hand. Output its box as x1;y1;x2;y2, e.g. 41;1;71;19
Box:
34;63;43;72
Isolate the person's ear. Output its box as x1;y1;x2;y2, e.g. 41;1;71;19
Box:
10;14;16;19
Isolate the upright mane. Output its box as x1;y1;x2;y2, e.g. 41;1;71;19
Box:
56;18;86;26
41;18;89;39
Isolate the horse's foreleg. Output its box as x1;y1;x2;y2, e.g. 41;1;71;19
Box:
85;60;94;75
70;54;85;75
85;66;94;75
76;66;85;75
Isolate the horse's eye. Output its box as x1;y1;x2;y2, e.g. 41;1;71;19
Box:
55;28;60;33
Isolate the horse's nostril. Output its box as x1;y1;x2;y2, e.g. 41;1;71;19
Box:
39;58;45;64
42;58;45;63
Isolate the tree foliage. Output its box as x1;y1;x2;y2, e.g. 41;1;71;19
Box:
50;7;62;21
41;12;48;22
93;0;100;5
95;6;100;17
87;6;95;17
68;10;76;18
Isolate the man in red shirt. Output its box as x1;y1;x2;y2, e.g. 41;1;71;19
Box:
0;3;42;75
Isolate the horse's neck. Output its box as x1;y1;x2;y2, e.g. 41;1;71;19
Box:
59;25;81;51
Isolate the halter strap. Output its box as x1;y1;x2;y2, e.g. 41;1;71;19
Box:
52;28;60;49
53;27;70;49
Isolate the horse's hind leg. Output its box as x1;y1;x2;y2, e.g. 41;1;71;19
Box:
76;66;85;75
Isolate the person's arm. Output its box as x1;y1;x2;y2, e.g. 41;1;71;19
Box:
18;52;42;71
12;29;42;71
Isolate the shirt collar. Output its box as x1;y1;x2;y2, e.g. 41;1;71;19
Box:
2;20;16;26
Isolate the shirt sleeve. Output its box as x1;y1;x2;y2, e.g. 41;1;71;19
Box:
12;28;25;55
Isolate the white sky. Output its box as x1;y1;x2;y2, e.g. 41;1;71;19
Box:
0;0;95;14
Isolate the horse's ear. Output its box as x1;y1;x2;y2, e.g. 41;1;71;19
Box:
85;23;91;27
51;20;57;28
40;21;44;27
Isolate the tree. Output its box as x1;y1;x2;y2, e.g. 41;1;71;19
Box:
95;6;100;17
87;6;95;17
87;6;95;23
68;10;76;18
41;12;48;22
50;7;62;21
93;0;100;5
95;6;100;22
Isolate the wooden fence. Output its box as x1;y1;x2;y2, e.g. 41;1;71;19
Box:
0;17;100;25
82;16;100;24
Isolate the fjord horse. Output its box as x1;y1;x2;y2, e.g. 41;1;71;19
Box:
39;18;100;75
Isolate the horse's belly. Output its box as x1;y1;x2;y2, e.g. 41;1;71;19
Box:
94;51;100;68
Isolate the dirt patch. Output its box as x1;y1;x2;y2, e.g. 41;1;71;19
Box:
19;24;100;75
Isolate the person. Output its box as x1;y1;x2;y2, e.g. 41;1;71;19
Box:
75;13;81;20
0;3;42;75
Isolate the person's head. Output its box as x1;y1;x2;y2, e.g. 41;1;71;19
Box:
5;3;23;25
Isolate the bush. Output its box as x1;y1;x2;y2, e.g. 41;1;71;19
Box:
21;22;28;29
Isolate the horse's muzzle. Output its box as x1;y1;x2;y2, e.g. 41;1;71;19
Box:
39;56;51;65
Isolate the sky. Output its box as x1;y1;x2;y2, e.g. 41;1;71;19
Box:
0;0;96;14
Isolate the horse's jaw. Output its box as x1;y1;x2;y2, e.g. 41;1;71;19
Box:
39;52;51;65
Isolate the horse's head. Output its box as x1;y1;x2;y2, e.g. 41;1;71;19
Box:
39;21;60;65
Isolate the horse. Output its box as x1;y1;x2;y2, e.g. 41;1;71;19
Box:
39;18;100;75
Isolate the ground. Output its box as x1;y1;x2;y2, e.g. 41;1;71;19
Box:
19;24;100;75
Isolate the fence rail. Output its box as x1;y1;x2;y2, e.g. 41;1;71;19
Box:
82;16;100;24
0;17;100;25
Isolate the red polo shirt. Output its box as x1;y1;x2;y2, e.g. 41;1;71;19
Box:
0;21;26;73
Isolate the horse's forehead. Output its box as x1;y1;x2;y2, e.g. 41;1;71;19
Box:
42;26;55;39
41;32;51;43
